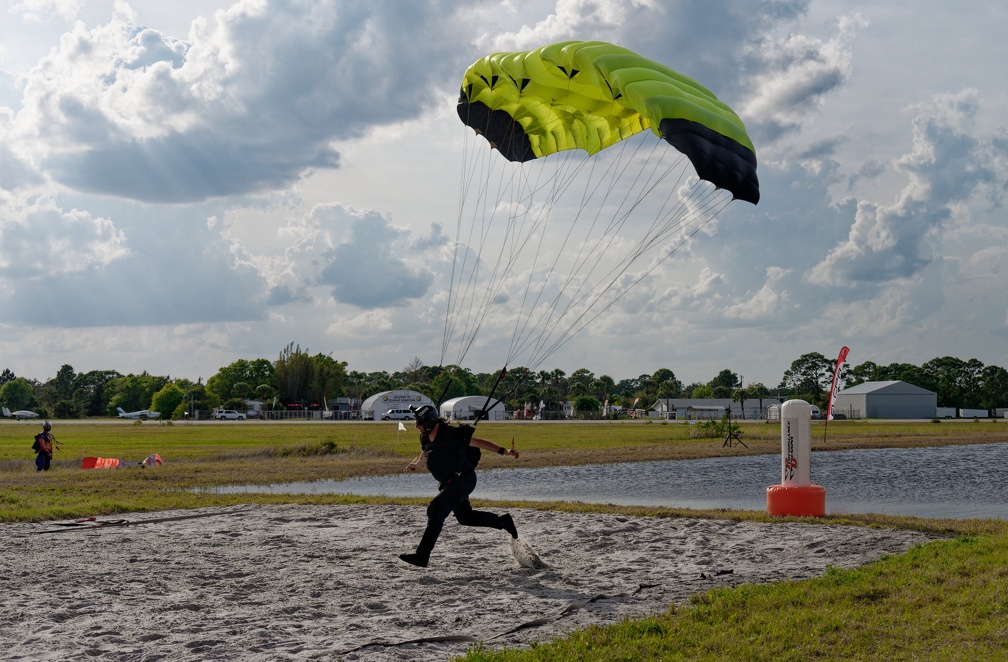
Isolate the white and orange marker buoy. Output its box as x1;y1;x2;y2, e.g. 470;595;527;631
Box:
766;399;826;517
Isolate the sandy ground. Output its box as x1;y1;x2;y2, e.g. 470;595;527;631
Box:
1;504;938;661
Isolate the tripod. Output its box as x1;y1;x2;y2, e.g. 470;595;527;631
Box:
720;409;747;448
721;427;746;448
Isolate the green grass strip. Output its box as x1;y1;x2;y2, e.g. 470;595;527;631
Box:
461;534;1008;661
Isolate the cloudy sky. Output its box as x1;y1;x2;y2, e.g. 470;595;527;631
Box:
1;0;1005;389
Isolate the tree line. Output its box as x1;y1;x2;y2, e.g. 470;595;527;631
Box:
1;344;1006;420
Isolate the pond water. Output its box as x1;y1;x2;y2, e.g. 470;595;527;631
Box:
214;443;1008;519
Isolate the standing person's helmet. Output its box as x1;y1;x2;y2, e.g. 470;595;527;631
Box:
42;421;51;431
410;404;439;432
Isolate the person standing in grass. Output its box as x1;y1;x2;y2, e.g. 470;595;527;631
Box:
399;404;520;568
32;420;56;472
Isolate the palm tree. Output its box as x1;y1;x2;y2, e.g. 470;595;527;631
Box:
256;384;277;410
749;383;771;420
231;381;252;401
732;386;749;420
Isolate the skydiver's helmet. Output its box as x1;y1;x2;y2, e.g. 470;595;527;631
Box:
410;404;439;432
42;421;51;431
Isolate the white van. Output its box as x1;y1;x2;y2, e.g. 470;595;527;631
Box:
381;408;414;421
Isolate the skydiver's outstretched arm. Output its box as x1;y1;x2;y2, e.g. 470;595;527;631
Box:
406;450;429;472
469;437;519;459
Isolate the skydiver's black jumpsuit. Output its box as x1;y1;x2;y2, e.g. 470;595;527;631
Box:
410;422;509;561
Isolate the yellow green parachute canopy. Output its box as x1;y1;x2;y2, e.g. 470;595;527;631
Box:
457;40;760;204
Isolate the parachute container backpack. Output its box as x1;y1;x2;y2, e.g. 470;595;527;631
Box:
445;41;760;375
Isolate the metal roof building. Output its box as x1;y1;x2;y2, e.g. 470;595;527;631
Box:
360;390;431;421
440;396;506;421
832;380;937;419
653;397;783;420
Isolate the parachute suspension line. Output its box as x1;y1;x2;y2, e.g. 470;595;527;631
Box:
446;117;500;362
524;187;733;372
505;150;601;366
449;97;551;368
509;137;692;368
544;185;733;364
518;171;733;373
602;164;698;277
452;89;596;370
505;156;557;364
460;143;516;357
472;365;508;428
514;158;626;364
449;108;592;369
449;138;512;367
450;129;511;366
444;123;484;365
505;133;597;366
510;87;639;354
641;180;720;255
440;118;524;407
445;124;483;365
466;141;569;365
502;76;627;367
507;138;644;365
537;137;679;322
433;364;460;409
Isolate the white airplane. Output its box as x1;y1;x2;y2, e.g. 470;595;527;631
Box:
117;407;161;420
3;407;40;420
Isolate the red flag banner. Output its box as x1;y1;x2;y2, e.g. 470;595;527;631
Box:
826;346;850;421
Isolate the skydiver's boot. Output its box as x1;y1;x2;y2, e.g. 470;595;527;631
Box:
398;552;428;568
399;522;440;568
500;513;518;539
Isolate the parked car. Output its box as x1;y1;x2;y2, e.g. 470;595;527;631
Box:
215;409;246;420
381;408;414;421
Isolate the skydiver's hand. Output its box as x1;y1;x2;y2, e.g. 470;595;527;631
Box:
406;462;418;472
508;440;519;460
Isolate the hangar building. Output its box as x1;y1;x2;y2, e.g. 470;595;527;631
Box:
440;396;506;421
361;390;432;421
832;380;937;419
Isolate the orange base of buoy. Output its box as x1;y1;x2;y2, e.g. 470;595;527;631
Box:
766;484;826;517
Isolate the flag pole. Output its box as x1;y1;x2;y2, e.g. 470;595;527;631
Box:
824;346;850;444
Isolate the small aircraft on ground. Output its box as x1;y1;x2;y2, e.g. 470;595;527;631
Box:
2;407;40;420
117;407;161;420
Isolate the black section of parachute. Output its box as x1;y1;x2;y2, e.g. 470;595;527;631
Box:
457;90;760;205
457;93;535;163
659;118;760;205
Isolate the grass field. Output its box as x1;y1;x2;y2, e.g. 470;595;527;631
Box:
3;417;1007;659
2;417;1006;522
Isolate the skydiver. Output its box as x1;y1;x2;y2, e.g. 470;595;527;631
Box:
399;404;520;568
32;421;56;472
